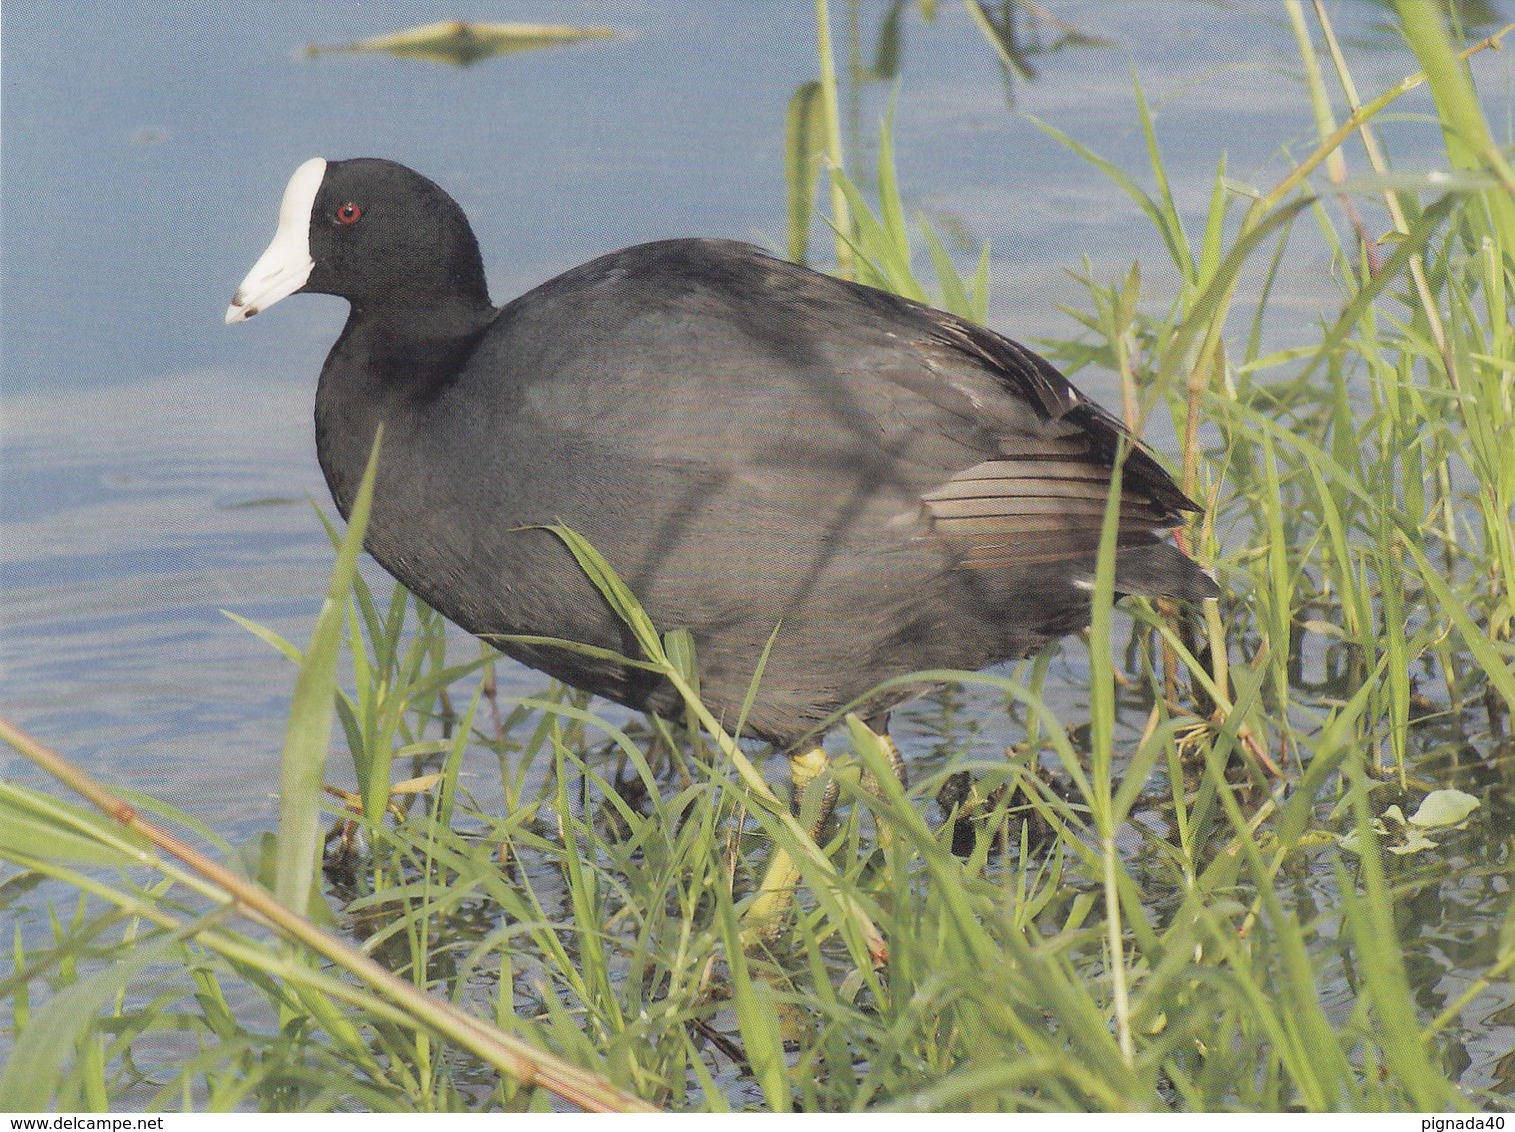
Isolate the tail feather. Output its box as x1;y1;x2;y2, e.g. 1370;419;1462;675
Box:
1108;541;1219;602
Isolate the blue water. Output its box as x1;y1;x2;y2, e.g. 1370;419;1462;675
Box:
3;0;1504;847
2;0;1512;1094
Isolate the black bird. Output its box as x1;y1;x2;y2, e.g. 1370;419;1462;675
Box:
227;156;1216;797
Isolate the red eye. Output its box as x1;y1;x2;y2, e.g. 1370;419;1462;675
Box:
335;202;362;225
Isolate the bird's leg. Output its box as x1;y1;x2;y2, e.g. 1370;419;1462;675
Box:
742;717;912;946
857;726;907;854
741;745;838;943
790;745;841;838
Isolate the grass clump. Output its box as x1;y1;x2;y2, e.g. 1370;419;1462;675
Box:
4;0;1513;1113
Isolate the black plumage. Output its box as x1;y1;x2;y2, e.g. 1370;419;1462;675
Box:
230;157;1217;750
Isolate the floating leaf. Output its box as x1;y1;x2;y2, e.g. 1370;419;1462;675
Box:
1336;825;1439;856
1339;790;1478;858
306;21;614;68
1386;827;1441;856
1407;788;1480;829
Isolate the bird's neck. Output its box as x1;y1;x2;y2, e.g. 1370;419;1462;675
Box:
341;295;494;385
313;300;495;519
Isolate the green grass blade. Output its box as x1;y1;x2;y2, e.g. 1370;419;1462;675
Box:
0;919;207;1111
785;81;825;263
274;430;383;913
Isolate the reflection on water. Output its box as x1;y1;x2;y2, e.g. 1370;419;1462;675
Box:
303;19;616;67
5;372;326;826
1;370;545;829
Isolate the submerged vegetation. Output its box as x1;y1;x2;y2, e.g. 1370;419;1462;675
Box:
302;20;616;67
3;0;1512;1113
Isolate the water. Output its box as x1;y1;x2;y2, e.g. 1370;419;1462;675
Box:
3;0;1512;1099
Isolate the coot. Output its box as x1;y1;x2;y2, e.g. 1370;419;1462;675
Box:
227;157;1217;755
